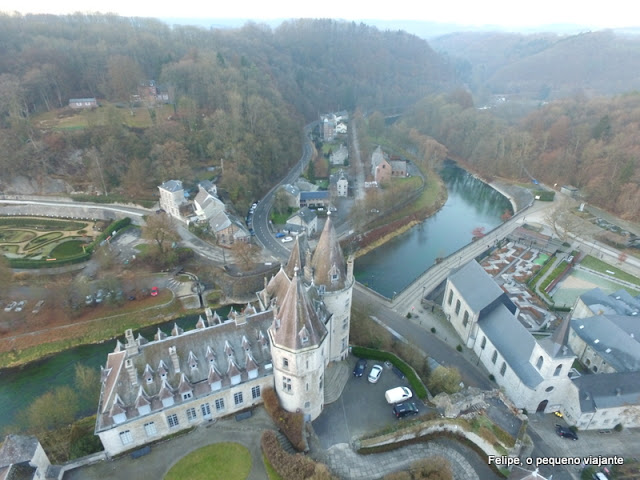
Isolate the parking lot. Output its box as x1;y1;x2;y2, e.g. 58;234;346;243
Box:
313;355;430;449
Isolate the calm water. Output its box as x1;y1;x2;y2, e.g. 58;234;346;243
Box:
0;309;238;433
354;162;512;298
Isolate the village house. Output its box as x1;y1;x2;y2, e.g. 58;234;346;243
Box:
371;146;391;185
95;216;354;456
389;157;408;177
286;207;318;237
335;171;348;197
158;180;187;220
329;144;348;166
68;98;97;109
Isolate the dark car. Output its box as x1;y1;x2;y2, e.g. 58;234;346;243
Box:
555;424;578;440
393;402;419;419
353;358;367;377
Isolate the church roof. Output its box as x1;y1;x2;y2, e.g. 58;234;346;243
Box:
449;261;504;313
270;271;328;351
573;371;640;412
310;214;347;291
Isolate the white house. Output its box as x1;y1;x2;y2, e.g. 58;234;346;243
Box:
158;180;186;220
95;214;354;455
336;172;348;197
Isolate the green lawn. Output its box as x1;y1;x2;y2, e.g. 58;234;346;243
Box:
164;443;252;480
50;239;87;258
581;255;640;287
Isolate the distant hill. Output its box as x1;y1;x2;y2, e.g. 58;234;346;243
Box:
431;30;640;100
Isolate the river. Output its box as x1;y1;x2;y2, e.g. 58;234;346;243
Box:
0;310;236;433
354;162;512;298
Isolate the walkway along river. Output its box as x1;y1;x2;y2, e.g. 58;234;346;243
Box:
355;162;512;298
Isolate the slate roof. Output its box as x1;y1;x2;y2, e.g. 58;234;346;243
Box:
159;180;183;193
573;371;640;412
96;309;273;432
449;261;505;313
310;213;347;292
0;435;39;468
579;288;640;316
300;191;329;201
570;315;640;372
269;271;328;351
288;207;317;226
281;184;300;197
480;303;544;388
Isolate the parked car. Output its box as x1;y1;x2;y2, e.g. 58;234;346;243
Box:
4;301;17;312
275;232;286;238
353;358;367;377
95;290;105;303
393;402;419;418
32;300;44;314
555;424;578;440
385;387;412;404
85;294;94;305
281;236;293;243
15;300;26;312
151;286;159;297
368;364;383;383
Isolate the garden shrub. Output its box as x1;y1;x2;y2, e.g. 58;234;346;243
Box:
260;430;316;480
262;387;306;451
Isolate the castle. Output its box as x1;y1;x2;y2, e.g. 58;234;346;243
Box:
95;215;354;456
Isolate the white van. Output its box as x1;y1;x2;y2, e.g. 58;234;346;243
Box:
385;387;412;404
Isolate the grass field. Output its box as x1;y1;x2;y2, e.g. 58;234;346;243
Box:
164;443;252;480
580;255;640;287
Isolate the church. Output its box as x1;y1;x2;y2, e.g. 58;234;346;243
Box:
94;215;354;456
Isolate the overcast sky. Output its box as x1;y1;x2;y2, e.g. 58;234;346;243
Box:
1;0;637;30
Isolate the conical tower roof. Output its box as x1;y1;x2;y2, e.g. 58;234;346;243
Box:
284;236;304;279
270;269;327;351
310;213;346;291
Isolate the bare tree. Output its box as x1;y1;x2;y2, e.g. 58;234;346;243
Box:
231;241;259;271
142;213;180;255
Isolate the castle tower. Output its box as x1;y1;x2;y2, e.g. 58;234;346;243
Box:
268;269;329;421
309;213;354;362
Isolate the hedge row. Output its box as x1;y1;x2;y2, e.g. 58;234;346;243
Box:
262;387;306;451
0;217;87;230
8;252;91;269
351;345;428;399
260;430;316;480
86;217;132;253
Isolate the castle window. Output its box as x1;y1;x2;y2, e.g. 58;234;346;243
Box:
234;392;244;405
186;407;197;422
447;290;453;305
592;366;598;373
146;376;153;384
251;386;261;399
500;362;507;376
318;285;325;295
119;430;133;445
283;358;289;369
305;401;310;408
536;356;544;370
306;383;309;391
215;398;225;411
554;365;562;376
463;311;469;327
144;422;157;437
545;386;554;392
201;403;211;417
492;351;497;364
283;377;292;393
480;337;486;349
319;375;323;390
167;413;179;428
455;300;461;315
343;317;348;330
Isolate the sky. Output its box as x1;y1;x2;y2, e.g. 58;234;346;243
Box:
1;0;637;30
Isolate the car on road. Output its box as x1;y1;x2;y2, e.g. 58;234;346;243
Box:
392;402;419;419
555;424;578;440
15;300;26;312
151;286;159;297
353;358;367;377
281;236;293;243
4;301;17;312
368;364;383;383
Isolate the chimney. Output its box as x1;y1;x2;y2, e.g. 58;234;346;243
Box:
125;358;138;386
169;346;180;373
347;254;354;282
125;328;139;357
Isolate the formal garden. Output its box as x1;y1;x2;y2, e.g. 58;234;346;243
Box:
0;216;120;267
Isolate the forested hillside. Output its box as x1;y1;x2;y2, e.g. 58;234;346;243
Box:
396;92;640;221
0;14;454;205
431;30;640;101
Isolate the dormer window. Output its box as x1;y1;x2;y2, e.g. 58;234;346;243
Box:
182;392;192;401
283;358;289;369
146;376;153;384
318;285;325;296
